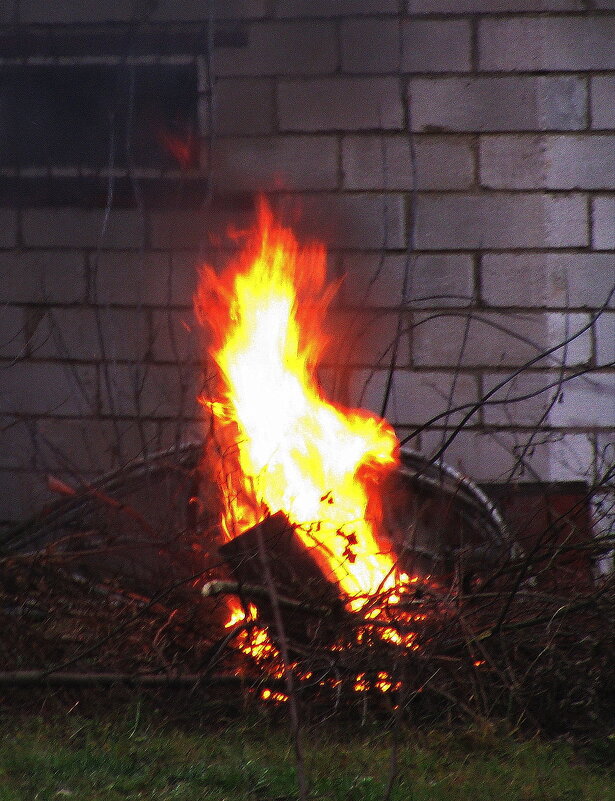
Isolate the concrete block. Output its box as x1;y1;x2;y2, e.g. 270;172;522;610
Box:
595;312;615;367
592;196;615;250
205;78;274;135
402;19;471;73
19;0;132;22
591;76;615;129
412;311;591;368
408;0;583;10
480;135;615;191
342;134;474;191
342;18;400;74
213;21;337;77
410;77;586;133
90;251;173;306
212;136;338;192
30;307;150;363
151;309;201;363
324;311;411;369
0;210;17;248
0;416;36;469
99;363;199;418
150;206;253;251
0;469;51;524
279;77;404;131
23;209;145;250
339;252;473;308
415;193;588;250
549;372;615;428
153;0;268;18
418;429;524;484
0;362;97;416
480;17;615;71
482;370;573;426
170;251;202;307
350;368;479;427
481;253;615;309
0;306;25;359
277;0;398;15
0;251;85;304
279;193;406;250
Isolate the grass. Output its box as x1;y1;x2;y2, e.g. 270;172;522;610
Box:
0;705;613;800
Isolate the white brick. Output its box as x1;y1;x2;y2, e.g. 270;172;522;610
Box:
0;210;17;248
410;77;586;133
419;429;524;483
279;77;404;131
350;369;479;427
206;78;274;135
549;372;615;428
341;18;399;74
592;196;615;250
401;19;471;73
213;21;337;77
324;310;411;368
0;470;51;523
0;363;97;416
19;0;132;22
23;209;145;249
415;194;588;250
0;251;85;304
0;417;35;469
154;0;267;18
212;136;338;191
339;253;473;308
482;254;615;309
481;135;615;191
150;205;254;251
0;306;25;358
342;135;474;191
280;193;406;250
91;252;172;306
480;17;615;71
591;77;615;129
412;311;591;368
595;313;615;367
151;310;201;363
408;0;583;10
278;0;398;15
100;363;199;418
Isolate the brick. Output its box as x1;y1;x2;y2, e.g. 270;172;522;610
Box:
0;416;36;469
212;136;338;192
342;135;474;191
204;78;274;135
100;363;199;418
150;205;255;251
90;251;172;306
401;19;471;73
0;470;48;524
30;307;149;363
277;0;398;15
153;0;268;18
480;17;615;72
35;418;159;473
19;0;132;22
0;363;97;416
481;135;615;191
23;209;145;249
324;310;412;368
0;251;85;304
0;306;25;358
279;77;404;131
278;193;406;250
482;371;577;426
339;253;473;308
408;1;583;11
592;196;615;250
151;309;201;363
0;210;17;248
410;77;586;133
415;193;587;250
591;77;615;129
213;21;337;77
481;254;615;309
412;311;591;368
595;313;615;367
350;369;479;427
341;18;400;74
549;372;615;428
170;252;202;306
419;429;523;483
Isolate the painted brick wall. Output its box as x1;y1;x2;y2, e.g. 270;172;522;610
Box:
1;0;614;529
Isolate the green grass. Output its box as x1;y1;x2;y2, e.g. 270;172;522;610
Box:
0;708;613;801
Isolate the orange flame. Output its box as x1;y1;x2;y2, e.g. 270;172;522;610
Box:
195;199;399;607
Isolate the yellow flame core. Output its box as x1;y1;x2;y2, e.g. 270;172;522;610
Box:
196;200;399;604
